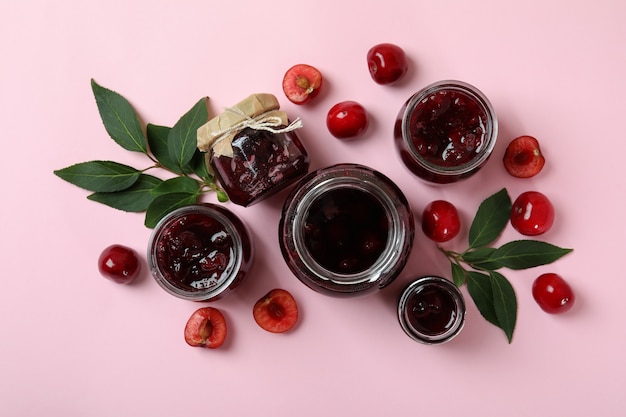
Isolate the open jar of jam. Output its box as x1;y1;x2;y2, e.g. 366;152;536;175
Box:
394;80;498;184
197;93;310;206
279;163;415;297
147;204;254;301
398;276;466;344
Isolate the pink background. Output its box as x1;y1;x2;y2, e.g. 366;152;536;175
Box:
2;0;625;415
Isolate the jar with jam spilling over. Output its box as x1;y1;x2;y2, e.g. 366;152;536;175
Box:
398;276;466;344
394;80;498;184
197;94;310;206
279;163;415;297
147;204;254;301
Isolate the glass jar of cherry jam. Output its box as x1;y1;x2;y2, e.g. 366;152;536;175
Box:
147;204;254;301
394;80;498;184
279;163;415;297
197;94;310;207
398;276;466;344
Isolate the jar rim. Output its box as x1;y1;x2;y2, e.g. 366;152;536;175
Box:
280;163;414;295
401;79;498;177
397;276;466;344
147;204;244;301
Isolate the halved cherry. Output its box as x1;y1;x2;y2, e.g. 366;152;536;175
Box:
253;289;299;333
503;135;545;178
184;307;227;348
282;64;323;105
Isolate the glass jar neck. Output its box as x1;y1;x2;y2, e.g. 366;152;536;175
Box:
401;80;498;178
291;174;406;287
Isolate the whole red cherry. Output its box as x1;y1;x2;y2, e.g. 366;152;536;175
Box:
367;43;408;85
326;101;369;139
421;200;461;242
510;191;555;236
532;273;575;314
98;244;141;284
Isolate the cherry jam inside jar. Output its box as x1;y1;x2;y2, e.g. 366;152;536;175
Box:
279;163;414;297
147;204;254;301
210;126;309;207
394;80;497;184
398;276;466;344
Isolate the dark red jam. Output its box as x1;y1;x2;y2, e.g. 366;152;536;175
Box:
303;188;389;274
211;127;309;207
149;204;253;301
398;276;465;344
279;163;414;297
408;89;487;167
394;81;497;184
404;284;457;336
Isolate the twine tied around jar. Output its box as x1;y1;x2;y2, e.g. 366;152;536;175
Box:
197;93;303;160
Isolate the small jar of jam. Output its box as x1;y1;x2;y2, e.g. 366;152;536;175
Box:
398;276;466;344
279;163;415;297
394;80;498;184
197;93;310;206
147;204;254;301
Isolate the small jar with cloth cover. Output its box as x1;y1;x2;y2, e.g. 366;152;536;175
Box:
197;93;310;207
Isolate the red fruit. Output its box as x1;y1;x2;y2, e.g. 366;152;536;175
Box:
532;273;575;314
421;200;461;242
282;64;323;105
366;43;408;85
326;101;369;139
503;135;545;178
184;307;227;348
253;289;298;333
98;244;141;284
510;191;555;236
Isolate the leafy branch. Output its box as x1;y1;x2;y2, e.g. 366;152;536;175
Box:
54;79;227;228
438;188;573;343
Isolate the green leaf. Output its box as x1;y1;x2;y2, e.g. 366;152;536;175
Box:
468;188;511;248
487;240;573;270
466;271;500;327
54;160;140;192
451;262;467;287
147;124;182;174
150;176;200;196
184;149;212;179
144;192;199;228
461;247;503;270
490;271;517;343
168;97;208;171
91;79;147;153
87;174;162;212
462;247;496;263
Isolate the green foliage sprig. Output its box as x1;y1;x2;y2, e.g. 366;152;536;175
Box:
54;80;227;228
439;188;573;343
